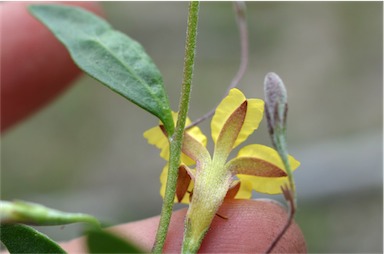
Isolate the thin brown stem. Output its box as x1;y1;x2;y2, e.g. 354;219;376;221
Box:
186;1;249;129
264;185;296;254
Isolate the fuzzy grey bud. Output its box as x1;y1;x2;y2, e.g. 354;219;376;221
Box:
263;72;296;208
264;72;288;138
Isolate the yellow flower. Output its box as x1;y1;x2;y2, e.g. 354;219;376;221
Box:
144;88;300;252
144;88;299;201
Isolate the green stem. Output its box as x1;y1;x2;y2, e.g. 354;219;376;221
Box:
274;130;296;206
152;2;200;253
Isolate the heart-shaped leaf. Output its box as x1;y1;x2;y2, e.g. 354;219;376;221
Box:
29;4;174;134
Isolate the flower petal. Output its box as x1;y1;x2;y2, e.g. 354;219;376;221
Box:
160;163;194;204
181;123;207;165
144;112;207;164
183;132;211;168
235;144;300;194
224;179;254;199
176;165;193;202
143;125;169;160
213;100;247;162
236;144;300;172
186;120;208;148
225;181;241;199
226;157;287;177
237;174;287;194
211;88;264;150
234;178;253;199
237;98;264;148
211;88;245;145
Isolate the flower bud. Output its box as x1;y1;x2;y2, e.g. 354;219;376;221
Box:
263;72;288;139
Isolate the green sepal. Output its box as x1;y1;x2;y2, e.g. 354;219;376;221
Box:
28;4;174;135
0;224;66;253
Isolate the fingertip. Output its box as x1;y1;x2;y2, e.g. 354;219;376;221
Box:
121;199;307;253
60;200;306;253
1;2;104;132
197;199;307;253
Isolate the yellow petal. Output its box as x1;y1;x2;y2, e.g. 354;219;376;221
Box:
159;164;168;198
183;132;211;165
180;112;207;147
160;163;194;204
211;88;264;149
182;116;207;165
236;144;300;172
237;174;288;194
144;112;207;164
234;178;253;199
213;100;247;162
226;157;287;177
236;144;300;194
237;98;264;148
186;121;208;148
143;125;169;160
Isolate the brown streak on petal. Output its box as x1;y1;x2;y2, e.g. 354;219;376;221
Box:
214;101;247;158
159;125;168;137
182;132;210;163
229;157;287;177
176;165;191;202
187;190;194;202
225;181;241;199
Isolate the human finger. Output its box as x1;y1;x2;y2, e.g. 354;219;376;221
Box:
0;2;103;132
61;199;306;253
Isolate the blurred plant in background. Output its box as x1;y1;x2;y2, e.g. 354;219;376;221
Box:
1;2;382;252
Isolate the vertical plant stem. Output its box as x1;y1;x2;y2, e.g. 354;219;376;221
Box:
152;2;200;253
263;72;297;253
275;133;296;202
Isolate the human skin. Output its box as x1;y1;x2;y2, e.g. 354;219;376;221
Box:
1;2;306;253
61;199;306;253
1;1;102;132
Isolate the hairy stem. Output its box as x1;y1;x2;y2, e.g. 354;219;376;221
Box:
152;2;200;253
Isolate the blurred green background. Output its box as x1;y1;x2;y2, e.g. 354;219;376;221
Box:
1;2;382;253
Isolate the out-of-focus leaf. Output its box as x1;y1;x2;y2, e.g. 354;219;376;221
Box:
0;200;99;226
29;4;174;135
0;224;66;253
86;227;144;253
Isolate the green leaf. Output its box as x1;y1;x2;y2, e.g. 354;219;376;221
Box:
86;228;144;253
0;224;66;253
1;200;99;227
28;4;174;135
